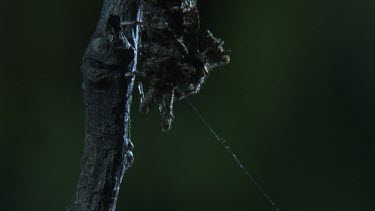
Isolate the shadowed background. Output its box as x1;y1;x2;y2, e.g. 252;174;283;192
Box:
1;0;374;210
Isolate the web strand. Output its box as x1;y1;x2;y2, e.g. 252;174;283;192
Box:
184;98;281;211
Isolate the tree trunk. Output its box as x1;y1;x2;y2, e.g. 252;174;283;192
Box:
70;0;141;210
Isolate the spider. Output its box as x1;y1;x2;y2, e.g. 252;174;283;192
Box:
108;0;230;131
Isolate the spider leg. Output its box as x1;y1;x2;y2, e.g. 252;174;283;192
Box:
120;21;144;26
175;37;189;55
159;89;175;131
121;20;170;31
140;88;158;113
139;80;161;114
138;82;145;106
124;71;147;78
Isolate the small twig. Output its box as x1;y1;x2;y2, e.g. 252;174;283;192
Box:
70;0;142;210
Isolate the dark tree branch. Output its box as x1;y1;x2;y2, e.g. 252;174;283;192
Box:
70;0;141;210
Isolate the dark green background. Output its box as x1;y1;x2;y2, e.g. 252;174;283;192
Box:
1;0;374;210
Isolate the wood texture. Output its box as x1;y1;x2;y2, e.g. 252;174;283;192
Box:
70;0;141;210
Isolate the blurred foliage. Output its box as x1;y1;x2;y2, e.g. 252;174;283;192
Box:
1;0;375;210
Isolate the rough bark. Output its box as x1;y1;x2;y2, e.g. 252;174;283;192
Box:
70;0;141;210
